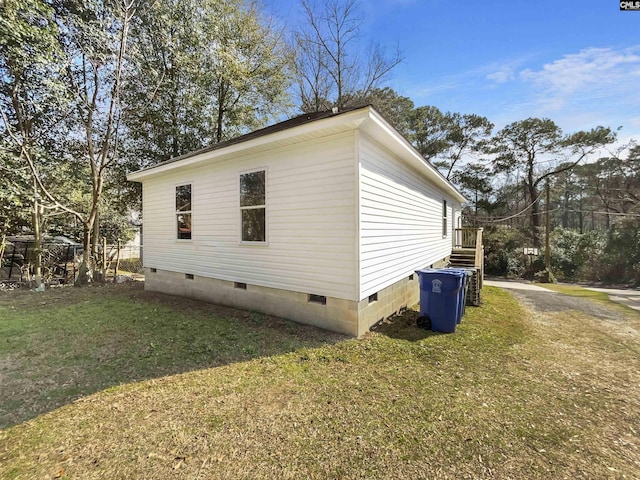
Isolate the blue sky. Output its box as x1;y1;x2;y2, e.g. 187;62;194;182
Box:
266;0;640;146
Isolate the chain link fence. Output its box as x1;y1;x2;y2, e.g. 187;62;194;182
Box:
105;244;144;278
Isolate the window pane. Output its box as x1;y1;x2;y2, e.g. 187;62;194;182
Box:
242;208;265;242
177;213;192;239
240;171;265;207
442;200;447;236
176;185;191;212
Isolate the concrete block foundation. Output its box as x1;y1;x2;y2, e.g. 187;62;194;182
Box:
144;260;447;337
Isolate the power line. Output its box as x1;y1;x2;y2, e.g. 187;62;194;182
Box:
566;210;640;217
471;208;640;223
481;194;543;223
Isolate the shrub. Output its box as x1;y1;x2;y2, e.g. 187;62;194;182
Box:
483;226;527;277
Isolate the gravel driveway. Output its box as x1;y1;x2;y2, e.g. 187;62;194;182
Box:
505;288;624;319
484;279;639;338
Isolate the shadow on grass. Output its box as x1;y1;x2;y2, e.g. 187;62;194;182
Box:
0;282;349;429
372;308;444;342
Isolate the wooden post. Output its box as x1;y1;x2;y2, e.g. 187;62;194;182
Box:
8;244;15;280
545;180;551;271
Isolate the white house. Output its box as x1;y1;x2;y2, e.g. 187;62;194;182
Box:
127;106;466;336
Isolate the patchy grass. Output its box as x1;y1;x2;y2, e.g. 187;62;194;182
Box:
1;284;639;479
0;283;345;428
539;283;612;301
540;283;640;317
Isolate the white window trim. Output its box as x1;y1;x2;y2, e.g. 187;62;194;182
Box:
442;199;448;238
239;168;268;245
175;181;194;242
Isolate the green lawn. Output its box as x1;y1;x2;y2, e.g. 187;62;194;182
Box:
539;283;615;300
1;283;639;479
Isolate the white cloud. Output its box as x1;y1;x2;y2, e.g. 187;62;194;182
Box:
519;46;640;111
400;47;640;145
486;68;515;84
485;57;533;84
627;116;640;128
408;55;533;100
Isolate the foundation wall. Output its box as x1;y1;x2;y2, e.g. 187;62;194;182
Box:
356;255;449;332
145;257;448;337
145;268;359;336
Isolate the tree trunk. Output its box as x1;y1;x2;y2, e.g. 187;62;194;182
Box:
578;195;584;234
0;218;8;261
75;223;93;286
32;198;43;289
114;240;121;281
91;206;102;281
216;80;226;143
562;187;569;228
474;189;479;226
170;68;179;158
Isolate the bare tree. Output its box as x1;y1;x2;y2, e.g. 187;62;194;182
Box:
295;38;333;112
295;0;402;112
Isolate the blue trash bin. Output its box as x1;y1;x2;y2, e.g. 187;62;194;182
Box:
415;269;465;333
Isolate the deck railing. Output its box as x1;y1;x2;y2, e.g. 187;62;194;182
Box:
454;227;484;273
454;227;481;249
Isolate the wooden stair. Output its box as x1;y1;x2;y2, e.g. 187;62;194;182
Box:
449;247;482;306
449;248;476;268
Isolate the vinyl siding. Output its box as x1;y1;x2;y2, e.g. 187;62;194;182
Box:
141;131;358;300
359;133;460;299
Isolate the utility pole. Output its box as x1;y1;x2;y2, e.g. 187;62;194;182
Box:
545;180;551;269
544;179;552;282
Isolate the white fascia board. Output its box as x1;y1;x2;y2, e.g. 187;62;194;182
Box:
126;109;369;182
362;109;467;204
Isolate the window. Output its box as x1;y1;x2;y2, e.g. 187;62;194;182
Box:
240;170;266;242
176;184;192;240
442;199;448;237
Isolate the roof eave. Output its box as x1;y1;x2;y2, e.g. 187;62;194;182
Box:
127;105;467;205
126;108;370;182
361;109;468;204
